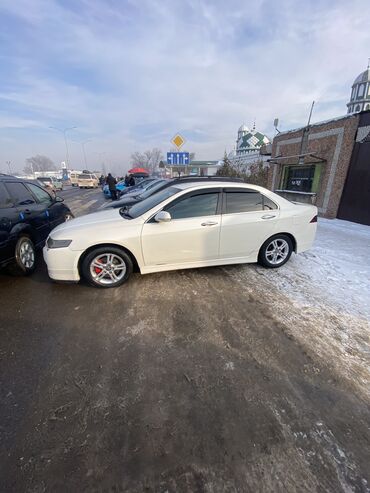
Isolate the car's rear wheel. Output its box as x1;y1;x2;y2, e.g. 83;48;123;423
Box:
81;247;133;288
258;234;293;268
9;235;36;275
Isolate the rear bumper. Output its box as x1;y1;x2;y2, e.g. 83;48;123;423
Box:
43;245;81;281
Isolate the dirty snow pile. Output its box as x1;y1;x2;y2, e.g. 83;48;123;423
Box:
261;218;370;320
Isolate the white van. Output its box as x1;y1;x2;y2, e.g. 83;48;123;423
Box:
77;173;99;189
70;173;80;187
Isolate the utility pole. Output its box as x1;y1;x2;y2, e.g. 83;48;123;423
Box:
5;160;12;174
49;126;77;169
72;139;92;169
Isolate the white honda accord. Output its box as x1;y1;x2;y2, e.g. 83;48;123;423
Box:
43;180;318;288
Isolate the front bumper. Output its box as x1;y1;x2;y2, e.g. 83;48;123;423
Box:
43;245;81;281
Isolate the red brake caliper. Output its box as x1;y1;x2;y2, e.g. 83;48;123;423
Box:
94;258;104;274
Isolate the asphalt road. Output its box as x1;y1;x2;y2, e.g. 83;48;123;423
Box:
0;187;369;492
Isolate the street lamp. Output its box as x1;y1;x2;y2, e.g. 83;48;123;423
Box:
49;126;77;169
5;160;12;174
72;139;92;169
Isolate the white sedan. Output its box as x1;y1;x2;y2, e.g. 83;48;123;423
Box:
43;180;318;288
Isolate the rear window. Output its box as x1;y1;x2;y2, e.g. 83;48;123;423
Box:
38;177;52;183
79;174;93;179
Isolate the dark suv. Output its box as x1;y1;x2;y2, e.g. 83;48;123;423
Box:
0;174;73;275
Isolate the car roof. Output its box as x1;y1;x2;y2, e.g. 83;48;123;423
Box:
175;181;266;192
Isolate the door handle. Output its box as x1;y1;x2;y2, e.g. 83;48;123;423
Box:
201;221;218;226
261;214;276;220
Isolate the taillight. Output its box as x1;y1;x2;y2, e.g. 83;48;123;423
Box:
310;215;318;223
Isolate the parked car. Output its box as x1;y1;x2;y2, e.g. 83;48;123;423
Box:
0;175;73;275
51;177;63;191
102;179;169;209
77;173;99;189
119;178;158;196
43;179;318;288
37;176;55;192
103;180;127;199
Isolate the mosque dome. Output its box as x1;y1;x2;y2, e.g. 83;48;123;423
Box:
347;65;370;114
236;124;270;155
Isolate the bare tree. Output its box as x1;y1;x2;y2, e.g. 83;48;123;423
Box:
130;148;164;174
24;155;56;174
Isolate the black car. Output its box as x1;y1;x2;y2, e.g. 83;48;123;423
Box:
0;174;73;275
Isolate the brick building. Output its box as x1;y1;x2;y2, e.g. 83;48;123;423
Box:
267;113;360;219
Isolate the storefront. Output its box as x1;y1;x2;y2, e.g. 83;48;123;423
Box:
267;113;360;218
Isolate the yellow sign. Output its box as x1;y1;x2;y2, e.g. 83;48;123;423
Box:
171;134;185;149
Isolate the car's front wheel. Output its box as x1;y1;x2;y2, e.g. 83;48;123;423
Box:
81;246;133;288
258;234;293;268
9;235;36;275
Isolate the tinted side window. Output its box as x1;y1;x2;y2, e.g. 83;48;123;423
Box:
0;183;13;208
5;182;36;206
166;193;219;219
26;183;53;204
263;195;278;210
225;191;263;213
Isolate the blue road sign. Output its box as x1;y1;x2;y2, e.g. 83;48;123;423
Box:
167;152;190;165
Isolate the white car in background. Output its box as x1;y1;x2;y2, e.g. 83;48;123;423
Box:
77;173;99;189
43;180;318;288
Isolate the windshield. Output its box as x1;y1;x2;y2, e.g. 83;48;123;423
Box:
121;186;180;219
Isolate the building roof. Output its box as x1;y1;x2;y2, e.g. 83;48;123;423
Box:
238;129;270;151
353;68;370;85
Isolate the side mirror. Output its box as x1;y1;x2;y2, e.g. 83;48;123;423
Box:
154;211;171;223
55;196;64;203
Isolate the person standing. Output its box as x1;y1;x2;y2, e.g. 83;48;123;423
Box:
106;173;117;200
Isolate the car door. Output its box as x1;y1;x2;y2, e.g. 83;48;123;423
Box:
0;182;20;263
220;188;280;258
25;182;63;230
141;188;221;266
4;181;50;245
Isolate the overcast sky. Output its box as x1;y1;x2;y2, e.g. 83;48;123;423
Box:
0;0;369;174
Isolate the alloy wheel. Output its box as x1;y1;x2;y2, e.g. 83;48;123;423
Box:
265;239;289;265
19;239;35;269
89;253;127;286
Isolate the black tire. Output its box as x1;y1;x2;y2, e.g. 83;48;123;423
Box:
8;235;36;276
258;234;293;269
81;246;133;288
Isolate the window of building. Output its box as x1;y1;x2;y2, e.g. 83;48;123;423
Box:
165;192;219;219
281;165;318;193
4;182;36;206
351;87;356;100
366;104;370;111
358;84;365;98
355;104;361;112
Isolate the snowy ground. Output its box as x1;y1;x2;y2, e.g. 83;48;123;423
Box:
230;218;370;398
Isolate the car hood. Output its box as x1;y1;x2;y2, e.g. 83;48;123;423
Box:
101;196;138;209
50;209;130;237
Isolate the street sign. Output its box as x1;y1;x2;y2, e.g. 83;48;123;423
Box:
171;134;185;149
167;152;190;165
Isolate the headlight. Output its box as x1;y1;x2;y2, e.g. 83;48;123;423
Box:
47;237;72;249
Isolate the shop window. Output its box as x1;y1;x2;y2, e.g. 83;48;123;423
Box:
282;165;316;193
